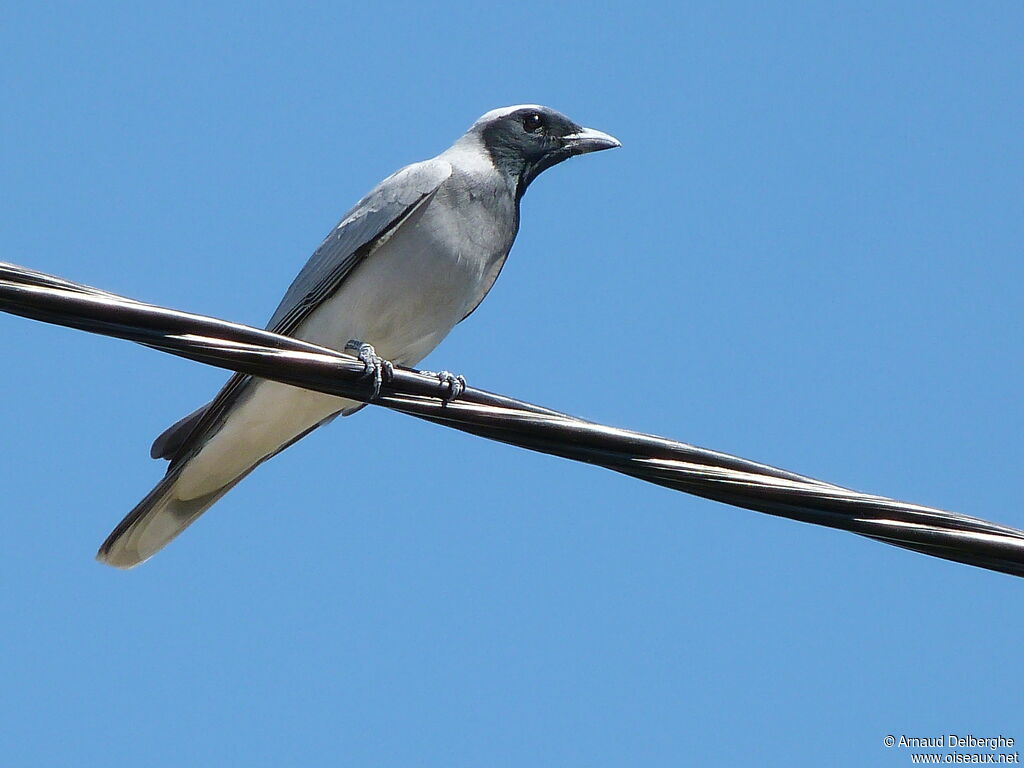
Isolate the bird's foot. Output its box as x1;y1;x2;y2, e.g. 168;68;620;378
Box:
420;370;467;404
344;340;394;400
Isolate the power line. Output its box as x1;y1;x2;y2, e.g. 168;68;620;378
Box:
2;260;1022;577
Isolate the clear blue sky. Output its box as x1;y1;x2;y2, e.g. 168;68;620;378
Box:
1;2;1021;766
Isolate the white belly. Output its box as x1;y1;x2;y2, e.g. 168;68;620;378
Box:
174;205;497;500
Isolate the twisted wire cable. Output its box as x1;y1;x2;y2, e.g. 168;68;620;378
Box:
2;261;1022;577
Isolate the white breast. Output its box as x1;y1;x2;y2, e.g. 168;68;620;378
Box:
174;183;514;500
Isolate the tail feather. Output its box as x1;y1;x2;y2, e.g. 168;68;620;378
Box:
96;469;247;569
100;413;339;568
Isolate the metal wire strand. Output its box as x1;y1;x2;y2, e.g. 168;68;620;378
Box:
2;260;1022;577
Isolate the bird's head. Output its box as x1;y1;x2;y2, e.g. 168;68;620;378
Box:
468;105;620;200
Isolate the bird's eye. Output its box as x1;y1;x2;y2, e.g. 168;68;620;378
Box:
522;113;545;133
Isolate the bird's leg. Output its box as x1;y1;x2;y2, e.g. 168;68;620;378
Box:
344;340;394;400
419;370;467;404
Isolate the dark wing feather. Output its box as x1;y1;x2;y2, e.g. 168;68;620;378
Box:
265;160;452;335
155;159;453;466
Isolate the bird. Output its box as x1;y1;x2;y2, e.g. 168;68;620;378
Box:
97;104;620;568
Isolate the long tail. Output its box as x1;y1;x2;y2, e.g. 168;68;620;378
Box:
96;468;248;569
